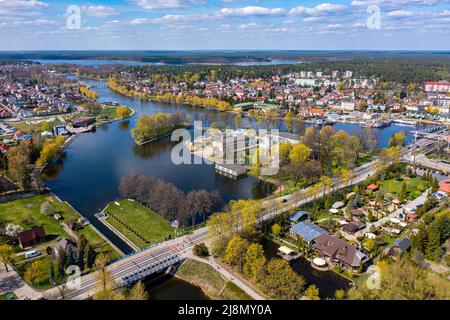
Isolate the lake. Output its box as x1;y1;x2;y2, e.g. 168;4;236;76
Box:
42;79;418;254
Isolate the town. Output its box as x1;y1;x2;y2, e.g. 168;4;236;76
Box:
0;55;448;303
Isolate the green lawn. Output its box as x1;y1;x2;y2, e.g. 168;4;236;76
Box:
0;194;80;237
175;258;252;300
0;292;17;300
379;178;429;200
104;199;174;249
0;194;120;257
8;120;61;134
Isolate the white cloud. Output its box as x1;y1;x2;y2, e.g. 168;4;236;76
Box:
387;10;414;17
351;0;439;9
217;6;286;17
0;0;48;10
289;3;345;16
82;5;119;17
134;0;201;10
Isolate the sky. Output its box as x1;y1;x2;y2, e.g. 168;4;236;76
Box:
0;0;449;50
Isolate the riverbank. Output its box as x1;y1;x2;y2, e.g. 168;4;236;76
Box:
174;258;253;300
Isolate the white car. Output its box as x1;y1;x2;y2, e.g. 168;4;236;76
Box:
25;250;41;260
404;207;416;214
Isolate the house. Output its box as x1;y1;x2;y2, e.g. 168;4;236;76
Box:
54;238;79;258
367;184;379;192
289;221;328;244
13;131;32;141
17;226;46;249
342;220;365;234
389;237;411;258
0;176;17;193
53;125;69;136
72;117;95;128
289;211;310;223
313;234;369;271
438;179;450;194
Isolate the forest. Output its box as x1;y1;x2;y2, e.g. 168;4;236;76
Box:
119;173;222;227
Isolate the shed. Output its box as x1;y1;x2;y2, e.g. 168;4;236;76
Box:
289;211;309;223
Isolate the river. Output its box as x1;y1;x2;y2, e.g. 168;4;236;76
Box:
39;76;418;299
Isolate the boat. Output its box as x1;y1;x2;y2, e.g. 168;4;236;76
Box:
392;119;417;126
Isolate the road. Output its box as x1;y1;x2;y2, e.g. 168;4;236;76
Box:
41;130;448;300
414;154;450;173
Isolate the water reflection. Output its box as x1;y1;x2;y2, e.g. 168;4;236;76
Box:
263;239;350;299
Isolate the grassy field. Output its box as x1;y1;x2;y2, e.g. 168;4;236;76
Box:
104;199;174;249
379;178;429;200
175;259;252;300
7;120;60;134
0;194;119;257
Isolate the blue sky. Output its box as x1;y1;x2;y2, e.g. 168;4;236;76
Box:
0;0;449;50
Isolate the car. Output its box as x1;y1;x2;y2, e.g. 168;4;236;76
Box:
24;250;41;260
404;207;416;214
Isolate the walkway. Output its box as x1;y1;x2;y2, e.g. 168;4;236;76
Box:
186;253;266;300
0;264;42;300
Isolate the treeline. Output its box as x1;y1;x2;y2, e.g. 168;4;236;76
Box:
411;208;450;262
150;92;231;111
125;55;450;84
108;77;232;111
130;112;184;143
119;173;222;226
79;86;98;100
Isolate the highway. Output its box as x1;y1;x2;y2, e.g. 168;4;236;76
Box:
44;129;447;300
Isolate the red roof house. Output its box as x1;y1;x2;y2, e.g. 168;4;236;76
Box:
439;180;450;194
17;226;46;249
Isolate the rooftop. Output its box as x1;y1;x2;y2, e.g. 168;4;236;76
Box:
290;221;328;242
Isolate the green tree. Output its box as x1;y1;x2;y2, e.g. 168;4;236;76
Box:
243;243;266;282
41;122;52;132
399;181;407;203
426;225;441;260
262;259;305;300
224;236;249;272
24;260;48;285
127;281;149;300
116;106;132;119
271;223;282;237
289;143;311;186
335;289;346;300
0;244;15;272
305;284;320;300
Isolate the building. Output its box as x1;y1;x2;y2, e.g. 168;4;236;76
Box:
439;179;450;194
72;117;95;128
313;234;369;271
289;211;310;224
17;226;46;249
54;238;79;258
215;163;248;179
289;221;328;244
342;220;365;234
388;237;411;258
423;81;450;93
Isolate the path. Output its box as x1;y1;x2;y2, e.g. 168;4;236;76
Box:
0;264;42;300
186;253;265;300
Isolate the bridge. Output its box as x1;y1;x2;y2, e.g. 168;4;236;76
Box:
42;128;448;300
119;253;184;287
